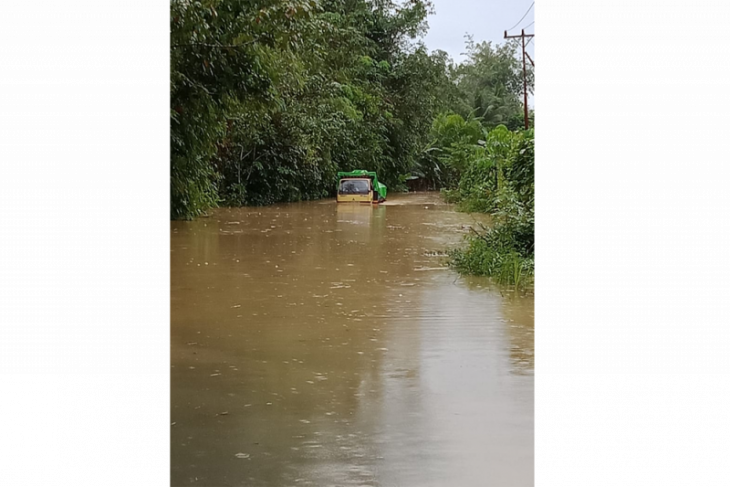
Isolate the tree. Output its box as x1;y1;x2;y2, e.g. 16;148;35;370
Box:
451;36;533;129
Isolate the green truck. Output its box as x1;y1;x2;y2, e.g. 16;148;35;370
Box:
336;170;387;204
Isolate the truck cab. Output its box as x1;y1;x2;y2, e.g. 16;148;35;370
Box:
336;171;387;204
337;177;373;203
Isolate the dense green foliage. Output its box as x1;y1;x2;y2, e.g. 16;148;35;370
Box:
448;36;533;129
446;126;535;286
412;39;534;191
171;0;451;218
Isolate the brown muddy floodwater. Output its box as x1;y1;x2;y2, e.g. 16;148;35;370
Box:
171;192;534;487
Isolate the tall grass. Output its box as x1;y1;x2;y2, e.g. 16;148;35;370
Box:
449;219;534;287
439;125;534;288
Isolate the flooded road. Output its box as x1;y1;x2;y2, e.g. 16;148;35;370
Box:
171;193;534;487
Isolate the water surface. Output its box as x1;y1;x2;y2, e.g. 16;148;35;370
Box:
171;193;534;486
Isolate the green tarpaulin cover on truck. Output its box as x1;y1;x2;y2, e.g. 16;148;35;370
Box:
337;170;387;200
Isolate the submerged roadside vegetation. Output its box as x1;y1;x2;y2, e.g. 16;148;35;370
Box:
417;105;534;286
440;125;534;287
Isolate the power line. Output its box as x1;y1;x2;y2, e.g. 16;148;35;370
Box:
506;2;534;33
523;21;534;30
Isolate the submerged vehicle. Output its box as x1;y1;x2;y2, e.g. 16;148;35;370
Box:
336;170;387;204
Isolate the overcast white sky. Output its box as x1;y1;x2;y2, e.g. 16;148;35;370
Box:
422;0;535;64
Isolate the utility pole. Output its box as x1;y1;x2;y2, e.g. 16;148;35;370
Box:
504;29;534;130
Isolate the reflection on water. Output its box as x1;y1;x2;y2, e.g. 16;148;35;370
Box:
501;293;535;375
171;193;533;487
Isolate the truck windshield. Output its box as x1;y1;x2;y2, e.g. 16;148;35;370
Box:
339;179;370;195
